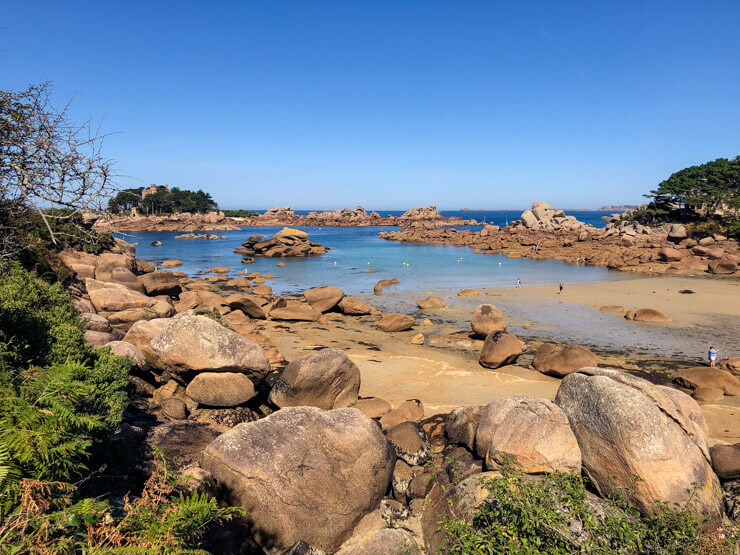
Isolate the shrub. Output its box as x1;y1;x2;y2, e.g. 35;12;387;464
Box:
0;455;243;552
440;464;707;554
727;220;740;240
685;220;726;238
0;264;88;380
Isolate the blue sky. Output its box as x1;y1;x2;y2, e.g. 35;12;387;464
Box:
2;1;739;210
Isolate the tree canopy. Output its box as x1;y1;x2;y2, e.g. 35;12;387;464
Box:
108;186;218;215
644;156;740;221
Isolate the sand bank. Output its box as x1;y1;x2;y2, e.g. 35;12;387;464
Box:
259;275;739;445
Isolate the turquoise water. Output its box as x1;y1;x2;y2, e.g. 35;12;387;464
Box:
123;223;626;295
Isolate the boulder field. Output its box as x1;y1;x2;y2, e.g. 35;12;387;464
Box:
55;239;737;551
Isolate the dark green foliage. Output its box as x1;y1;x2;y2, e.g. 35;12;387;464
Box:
18;207;114;254
440;464;709;554
647;156;740;216
727;220;740;240
108;186;218;215
222;209;258;217
0;263;87;378
632;156;740;227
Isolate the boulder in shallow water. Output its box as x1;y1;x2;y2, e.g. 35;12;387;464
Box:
201;407;395;552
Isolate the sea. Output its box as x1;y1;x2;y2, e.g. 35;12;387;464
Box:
120;210;629;295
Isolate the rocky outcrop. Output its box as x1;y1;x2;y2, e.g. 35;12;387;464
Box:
150;312;270;381
517;202;586;232
335;528;419;554
474;395;581;474
471;304;507;338
378;210;740;278
479;332;525;369
201;407;395;552
94;211;240;233
532;343;597;378
400;205;442;220
555;367;723;518
269;348;361;410
236;228;328;258
224;294;268;319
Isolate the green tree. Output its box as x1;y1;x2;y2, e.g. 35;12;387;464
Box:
645;156;740;222
107;189;142;213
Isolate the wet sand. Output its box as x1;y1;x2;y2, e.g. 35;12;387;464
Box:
214;270;737;448
257;275;740;447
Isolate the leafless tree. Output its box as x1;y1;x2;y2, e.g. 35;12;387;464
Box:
0;83;117;256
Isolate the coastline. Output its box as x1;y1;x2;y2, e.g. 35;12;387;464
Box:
215;274;740;445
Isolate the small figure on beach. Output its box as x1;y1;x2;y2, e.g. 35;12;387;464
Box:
708;346;717;367
516;278;521;288
559;282;563;294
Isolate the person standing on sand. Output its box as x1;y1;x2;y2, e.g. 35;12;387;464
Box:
559;282;563;294
516;278;521;288
708;346;717;367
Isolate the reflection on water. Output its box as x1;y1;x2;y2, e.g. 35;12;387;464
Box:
121;226;630;296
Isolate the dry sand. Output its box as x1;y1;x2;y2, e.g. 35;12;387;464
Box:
259;275;740;445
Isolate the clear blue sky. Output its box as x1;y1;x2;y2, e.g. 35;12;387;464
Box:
2;1;739;210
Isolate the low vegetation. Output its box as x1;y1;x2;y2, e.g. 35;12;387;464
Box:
440;463;734;554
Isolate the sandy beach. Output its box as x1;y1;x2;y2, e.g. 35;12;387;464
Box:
258;274;740;446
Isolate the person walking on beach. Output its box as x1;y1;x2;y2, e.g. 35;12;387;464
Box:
558;282;563;295
516;278;521;288
708;346;717;367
